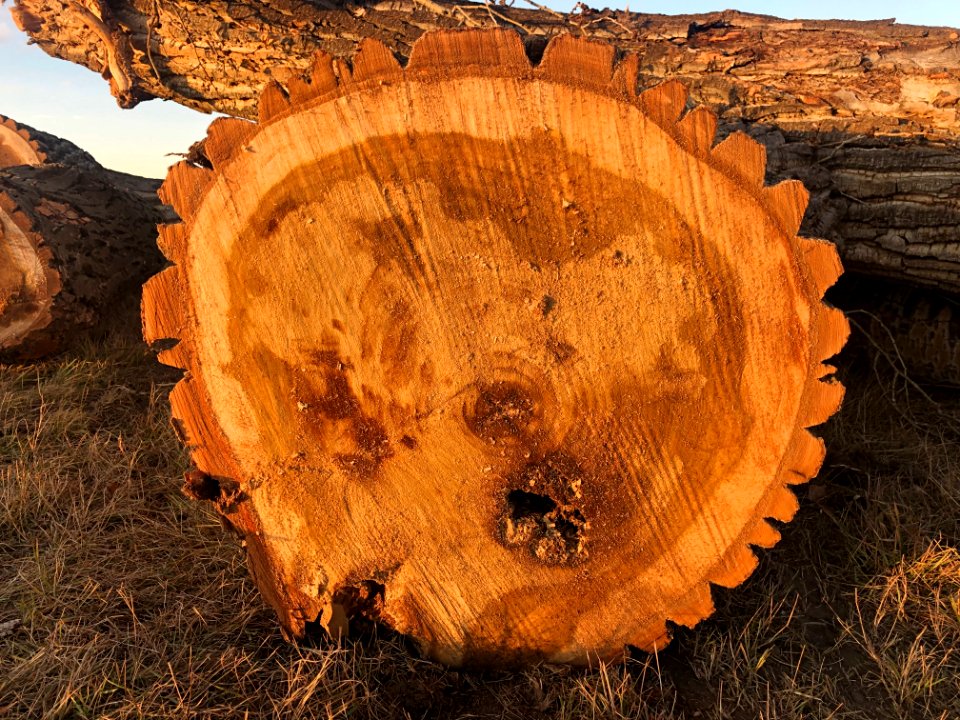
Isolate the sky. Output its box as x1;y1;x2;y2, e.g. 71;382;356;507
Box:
2;1;959;179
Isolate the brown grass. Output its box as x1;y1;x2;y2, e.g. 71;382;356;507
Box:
1;307;959;719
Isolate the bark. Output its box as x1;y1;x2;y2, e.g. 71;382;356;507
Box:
10;1;960;294
141;32;847;665
10;1;960;134
0;162;166;360
754;130;960;287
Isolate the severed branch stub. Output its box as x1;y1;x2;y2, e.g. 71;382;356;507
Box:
142;29;849;667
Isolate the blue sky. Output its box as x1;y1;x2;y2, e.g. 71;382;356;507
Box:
2;1;959;178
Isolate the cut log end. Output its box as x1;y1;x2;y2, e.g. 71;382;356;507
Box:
143;29;847;667
0;197;58;354
0;115;46;168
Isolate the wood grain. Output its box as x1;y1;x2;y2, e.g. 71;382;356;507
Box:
142;29;848;667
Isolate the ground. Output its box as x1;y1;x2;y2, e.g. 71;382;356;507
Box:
1;287;958;719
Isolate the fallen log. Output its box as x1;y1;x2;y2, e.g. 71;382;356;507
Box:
142;30;848;666
0;146;165;360
11;2;960;135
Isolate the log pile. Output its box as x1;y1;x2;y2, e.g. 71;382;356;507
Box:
9;0;960;664
11;0;960;384
11;1;960;292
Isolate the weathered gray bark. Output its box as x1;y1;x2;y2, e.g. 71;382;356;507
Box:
10;1;960;295
750;127;960;293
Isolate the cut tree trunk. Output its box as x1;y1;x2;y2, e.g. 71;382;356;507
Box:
142;30;848;666
0;149;166;360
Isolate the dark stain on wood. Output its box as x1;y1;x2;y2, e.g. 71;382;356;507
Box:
294;351;394;479
464;380;540;444
231;129;694;274
335;415;393;478
303;350;358;421
546;337;576;363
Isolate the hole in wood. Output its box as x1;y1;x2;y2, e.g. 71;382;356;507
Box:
321;579;390;639
182;468;222;502
501;454;590;565
182;469;245;512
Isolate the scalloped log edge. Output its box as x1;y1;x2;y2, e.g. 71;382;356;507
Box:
142;27;850;665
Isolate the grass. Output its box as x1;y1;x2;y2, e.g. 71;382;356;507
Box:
1;301;959;719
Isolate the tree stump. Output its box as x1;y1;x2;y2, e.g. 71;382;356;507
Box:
142;29;849;666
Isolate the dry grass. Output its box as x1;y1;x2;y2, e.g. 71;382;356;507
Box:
2;304;959;719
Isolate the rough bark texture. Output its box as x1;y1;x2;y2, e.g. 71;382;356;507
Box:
0;162;166;360
10;1;960;132
141;30;848;666
10;1;960;294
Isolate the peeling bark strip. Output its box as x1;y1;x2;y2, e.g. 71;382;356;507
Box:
0;157;166;360
10;2;960;293
142;30;848;666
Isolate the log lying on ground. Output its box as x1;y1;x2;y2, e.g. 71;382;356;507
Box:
142;30;848;666
10;2;960;293
0;157;165;360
